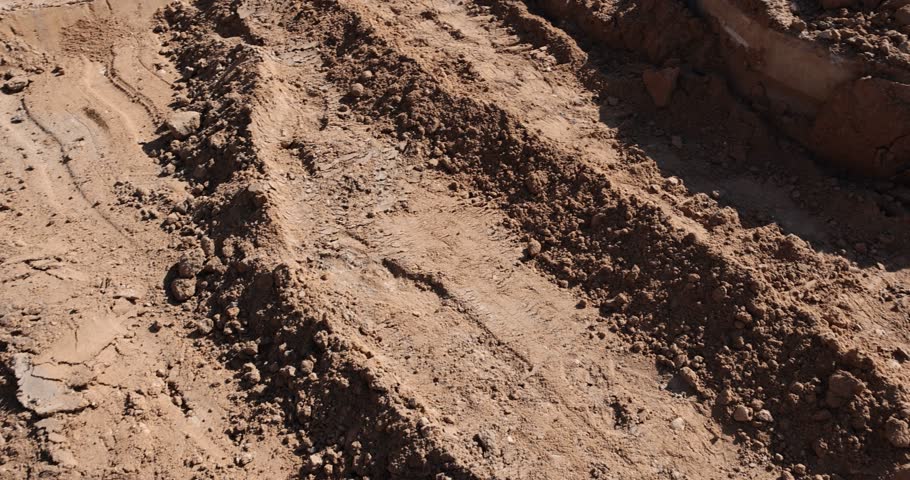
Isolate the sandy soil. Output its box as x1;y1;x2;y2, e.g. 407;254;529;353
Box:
0;0;908;479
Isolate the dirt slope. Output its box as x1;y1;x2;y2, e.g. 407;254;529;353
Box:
0;0;909;479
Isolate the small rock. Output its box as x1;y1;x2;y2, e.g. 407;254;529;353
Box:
306;453;323;469
235;452;254;467
2;76;29;94
10;114;24;124
526;239;542;258
733;405;753;422
359;70;374;81
170;278;196;302
166;111;201;140
642;67;680;108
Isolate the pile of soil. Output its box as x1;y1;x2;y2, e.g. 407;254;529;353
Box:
0;0;908;479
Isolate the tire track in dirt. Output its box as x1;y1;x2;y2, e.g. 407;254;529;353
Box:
123;0;910;478
20;97;129;239
240;0;910;477
158;1;771;478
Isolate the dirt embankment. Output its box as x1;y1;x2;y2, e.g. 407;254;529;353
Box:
516;0;910;178
157;0;910;478
1;0;910;479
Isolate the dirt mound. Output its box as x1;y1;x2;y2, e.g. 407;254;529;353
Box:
1;0;909;478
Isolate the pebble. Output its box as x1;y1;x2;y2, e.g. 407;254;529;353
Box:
526;239;542;258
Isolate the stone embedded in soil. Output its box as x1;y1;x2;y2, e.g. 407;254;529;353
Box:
642;67;679;108
166;111;201;140
170;278;196;302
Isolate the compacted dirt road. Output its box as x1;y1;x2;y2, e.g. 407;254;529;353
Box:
0;0;909;479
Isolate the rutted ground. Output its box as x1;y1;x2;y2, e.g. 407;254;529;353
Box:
0;0;909;479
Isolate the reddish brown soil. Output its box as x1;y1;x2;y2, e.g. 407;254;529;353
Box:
0;0;909;479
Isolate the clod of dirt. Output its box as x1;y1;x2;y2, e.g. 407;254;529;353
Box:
733;405;753;422
825;370;866;408
349;82;365;97
170;278;196;302
175;250;205;278
886;417;910;448
642;67;679;108
679;366;699;388
755;409;773;423
166;110;201;140
526;239;542;257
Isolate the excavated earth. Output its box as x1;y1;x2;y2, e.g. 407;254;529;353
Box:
0;0;909;479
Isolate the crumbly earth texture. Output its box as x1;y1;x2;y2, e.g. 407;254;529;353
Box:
0;0;909;479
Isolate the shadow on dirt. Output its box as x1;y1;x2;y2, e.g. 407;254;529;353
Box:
519;0;910;272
